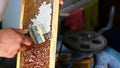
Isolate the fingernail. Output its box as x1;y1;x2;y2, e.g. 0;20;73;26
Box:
24;29;29;33
26;41;32;45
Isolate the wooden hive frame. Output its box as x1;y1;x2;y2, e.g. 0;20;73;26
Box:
16;0;59;68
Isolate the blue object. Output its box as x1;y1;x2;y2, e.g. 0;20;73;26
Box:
95;47;120;68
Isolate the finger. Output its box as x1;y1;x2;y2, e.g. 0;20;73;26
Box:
12;28;29;34
21;36;33;46
20;44;27;51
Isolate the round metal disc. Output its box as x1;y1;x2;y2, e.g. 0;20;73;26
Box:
62;30;107;53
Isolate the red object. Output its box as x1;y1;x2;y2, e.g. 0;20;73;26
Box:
65;9;85;30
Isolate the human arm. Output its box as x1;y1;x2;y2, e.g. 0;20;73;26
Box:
0;0;8;21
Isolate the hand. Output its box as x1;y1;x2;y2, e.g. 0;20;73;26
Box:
0;28;33;58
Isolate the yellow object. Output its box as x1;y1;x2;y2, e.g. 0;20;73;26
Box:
83;0;98;30
72;57;94;68
36;24;45;42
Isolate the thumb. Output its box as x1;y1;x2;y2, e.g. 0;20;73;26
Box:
21;36;34;46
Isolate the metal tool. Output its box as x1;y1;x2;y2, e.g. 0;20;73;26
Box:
28;24;45;44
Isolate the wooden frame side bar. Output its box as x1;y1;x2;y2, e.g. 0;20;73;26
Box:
49;0;59;68
16;0;25;68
